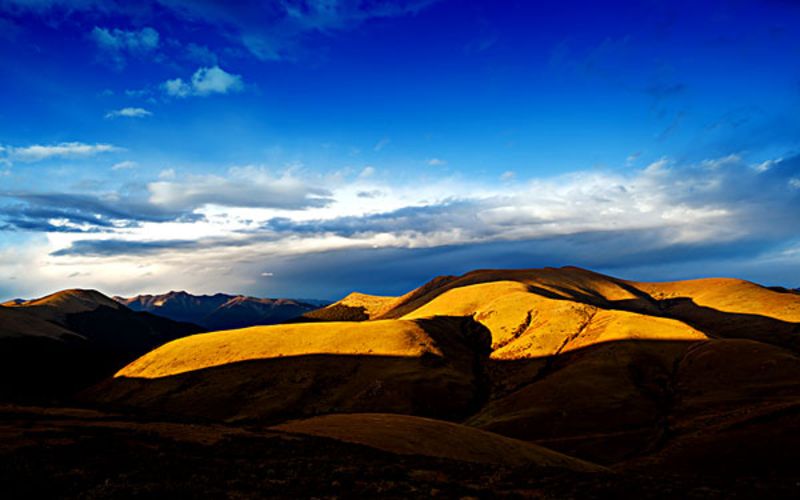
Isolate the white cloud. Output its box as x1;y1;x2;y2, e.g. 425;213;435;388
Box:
146;166;332;211
500;170;515;181
105;107;152;119
427;158;446;166
111;160;138;170
4;142;121;162
158;168;176;180
90;26;159;66
163;78;191;98
91;26;159;52
163;66;244;98
358;166;376;178
626;152;641;165
373;137;390;152
6;153;800;299
754;158;781;173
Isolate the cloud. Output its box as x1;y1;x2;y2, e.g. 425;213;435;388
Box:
111;160;137;170
163;66;244;98
4;152;800;298
49;153;800;258
0;191;203;233
0;165;334;235
184;43;218;65
2;1;441;62
105;107;152;119
373;137;390;152
2;142;120;162
427;158;446;166
51;238;200;256
358;166;375;178
147;166;332;211
500;170;515;181
90;26;159;66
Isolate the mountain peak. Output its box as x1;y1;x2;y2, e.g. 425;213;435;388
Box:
21;289;122;313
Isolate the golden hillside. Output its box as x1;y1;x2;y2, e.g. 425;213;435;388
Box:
91;316;489;422
301;292;396;321
87;266;800;467
119;319;452;379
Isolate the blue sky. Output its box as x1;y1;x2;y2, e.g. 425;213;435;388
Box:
1;0;799;300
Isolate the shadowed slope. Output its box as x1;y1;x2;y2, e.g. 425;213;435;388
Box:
87;317;491;422
273;413;605;471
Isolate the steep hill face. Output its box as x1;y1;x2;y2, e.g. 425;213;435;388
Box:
86;266;800;471
0;290;203;402
117;291;321;330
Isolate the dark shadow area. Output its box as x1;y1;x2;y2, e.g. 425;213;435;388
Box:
0;306;204;405
8;405;797;499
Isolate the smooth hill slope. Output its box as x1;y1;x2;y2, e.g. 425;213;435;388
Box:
272;413;604;471
86;266;800;470
117;291;321;330
0;289;203;402
88;316;491;422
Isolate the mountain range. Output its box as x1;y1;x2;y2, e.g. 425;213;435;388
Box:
3;266;800;496
115;291;325;330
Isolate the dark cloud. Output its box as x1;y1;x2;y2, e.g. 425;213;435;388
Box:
0;191;203;232
234;229;800;300
263;200;481;237
50;238;200;257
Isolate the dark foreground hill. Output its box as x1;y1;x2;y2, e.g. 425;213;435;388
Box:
0;289;203;402
4;405;798;499
116;291;323;330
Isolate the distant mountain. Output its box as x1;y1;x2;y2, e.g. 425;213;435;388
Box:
115;291;325;330
0;289;203;402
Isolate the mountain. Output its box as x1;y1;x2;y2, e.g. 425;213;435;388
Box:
0;289;203;402
86;266;800;477
116;291;323;330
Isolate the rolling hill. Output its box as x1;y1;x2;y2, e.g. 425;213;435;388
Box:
116;291;323;330
87;266;800;474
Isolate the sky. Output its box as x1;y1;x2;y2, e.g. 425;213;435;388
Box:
1;0;799;300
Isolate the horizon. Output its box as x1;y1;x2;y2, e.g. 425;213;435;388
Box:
2;0;800;300
2;263;798;303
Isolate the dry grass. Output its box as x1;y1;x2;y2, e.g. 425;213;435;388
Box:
117;319;445;379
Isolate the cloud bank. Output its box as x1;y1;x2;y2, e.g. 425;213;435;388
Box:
2;153;797;299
